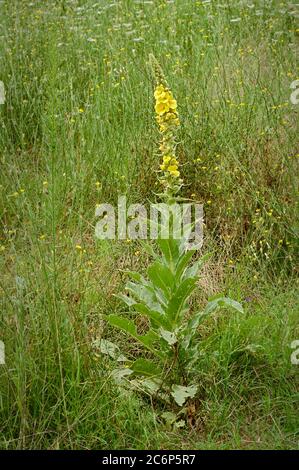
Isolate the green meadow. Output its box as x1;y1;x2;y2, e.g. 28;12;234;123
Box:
0;0;298;449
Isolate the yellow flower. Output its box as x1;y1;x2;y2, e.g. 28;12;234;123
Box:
154;84;165;99
155;101;169;115
168;98;177;109
167;165;178;172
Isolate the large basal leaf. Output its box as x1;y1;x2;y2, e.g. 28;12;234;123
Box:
171;384;198;406
108;314;165;359
108;314;137;336
131;358;162;377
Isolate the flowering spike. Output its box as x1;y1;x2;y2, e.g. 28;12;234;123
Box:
149;54;183;200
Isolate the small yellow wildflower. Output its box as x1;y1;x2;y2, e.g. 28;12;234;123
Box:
163;155;172;164
167;165;178;172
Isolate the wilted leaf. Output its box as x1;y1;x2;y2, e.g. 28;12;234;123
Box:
94;339;127;362
171;384;198;406
159;328;177;345
111;367;133;384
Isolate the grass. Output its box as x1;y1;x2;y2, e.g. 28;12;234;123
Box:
0;0;298;450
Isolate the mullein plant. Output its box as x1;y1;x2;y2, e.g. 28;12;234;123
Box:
100;55;243;408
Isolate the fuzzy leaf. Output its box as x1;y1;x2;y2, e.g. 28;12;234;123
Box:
133;303;173;330
148;260;175;296
157;238;180;267
175;249;196;281
183;252;211;280
171;384;198;406
159;328;177;345
167;278;197;323
131;358;162;377
108;315;165;359
205;295;243;314
111;367;133;384
95;339;127;362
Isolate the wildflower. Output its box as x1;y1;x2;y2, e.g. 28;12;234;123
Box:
149;54;182;200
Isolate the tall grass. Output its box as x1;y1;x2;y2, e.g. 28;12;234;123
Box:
0;0;298;449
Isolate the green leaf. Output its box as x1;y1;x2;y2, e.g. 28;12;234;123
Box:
124;270;147;283
205;295;243;314
147;260;175;296
182;295;243;349
161;411;177;426
142;378;162;394
133;303;173;330
181;311;206;350
167;278;197;323
171;384;198;406
157;238;180;268
108;315;165;359
183;252;211;280
108;314;137;336
131;358;162;377
115;293;137;307
139;240;158;259
175;249;196;281
126;281;165;313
